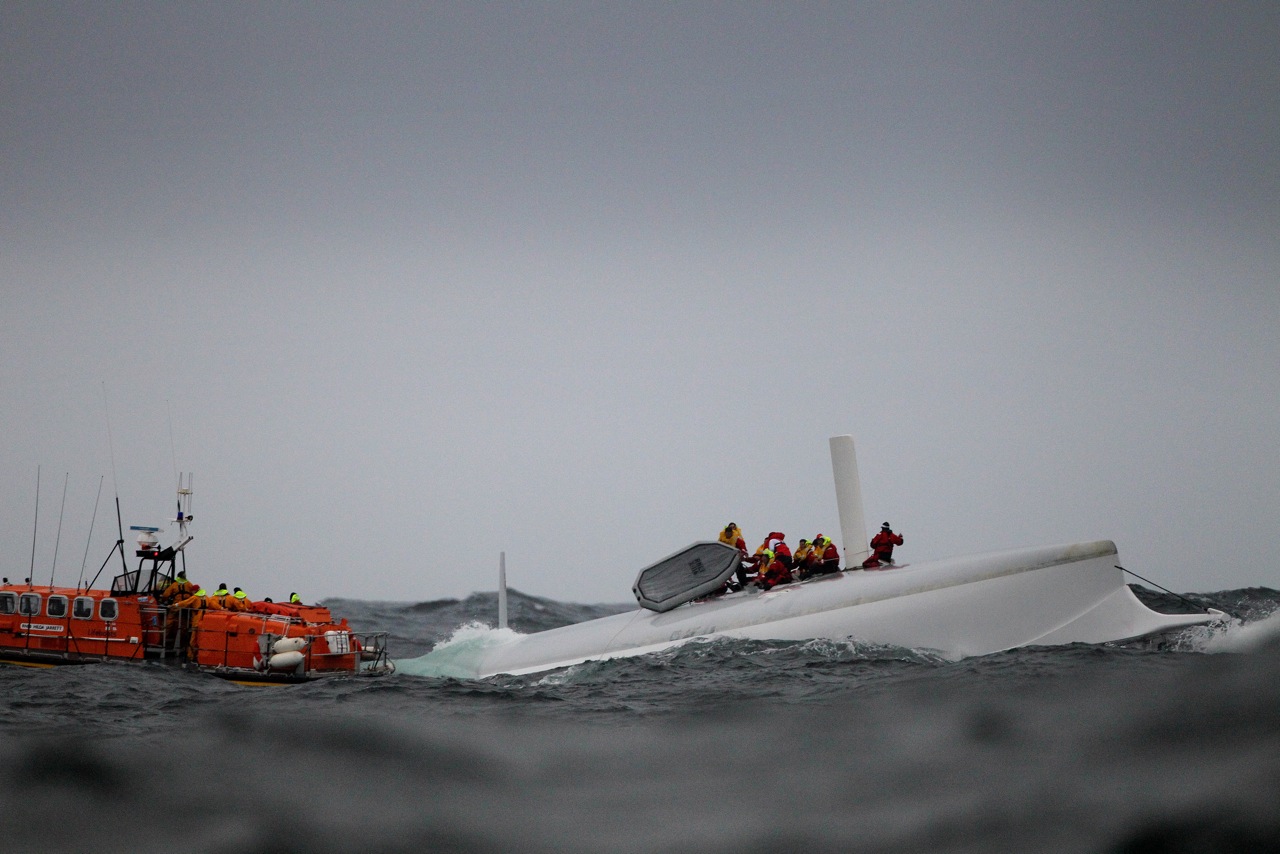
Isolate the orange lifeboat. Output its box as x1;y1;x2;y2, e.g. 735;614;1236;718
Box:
0;475;393;683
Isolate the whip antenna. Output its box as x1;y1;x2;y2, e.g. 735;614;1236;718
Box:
28;465;40;587
48;472;68;588
102;382;119;499
167;399;180;515
78;476;105;592
101;382;128;578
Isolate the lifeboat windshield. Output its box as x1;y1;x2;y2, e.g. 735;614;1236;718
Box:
111;569;140;594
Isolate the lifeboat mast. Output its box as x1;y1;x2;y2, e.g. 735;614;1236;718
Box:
86;473;194;596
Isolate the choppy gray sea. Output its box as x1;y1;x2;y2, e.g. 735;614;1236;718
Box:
1;585;1278;853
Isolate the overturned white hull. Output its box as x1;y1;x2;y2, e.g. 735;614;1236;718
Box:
464;540;1219;678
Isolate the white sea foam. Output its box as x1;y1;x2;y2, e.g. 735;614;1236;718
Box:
395;621;523;679
1198;610;1280;653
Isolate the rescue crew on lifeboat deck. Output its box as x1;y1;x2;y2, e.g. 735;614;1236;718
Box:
160;571;198;604
170;588;221;610
211;583;234;609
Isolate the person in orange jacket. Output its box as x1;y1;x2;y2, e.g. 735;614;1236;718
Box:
170;588;222;610
225;587;251;612
159;571;198;604
210;583;235;609
863;523;904;568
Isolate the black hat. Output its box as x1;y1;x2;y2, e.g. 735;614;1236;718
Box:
882;523;891;529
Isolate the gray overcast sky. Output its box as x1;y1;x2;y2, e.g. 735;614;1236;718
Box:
2;2;1277;604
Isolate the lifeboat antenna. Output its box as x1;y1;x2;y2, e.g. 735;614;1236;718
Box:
829;435;870;568
28;465;40;590
174;473;194;569
498;552;508;630
84;383;129;590
166;403;193;569
47;472;69;588
77;476;105;593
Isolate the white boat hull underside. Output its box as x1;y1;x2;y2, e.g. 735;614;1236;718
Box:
470;541;1219;678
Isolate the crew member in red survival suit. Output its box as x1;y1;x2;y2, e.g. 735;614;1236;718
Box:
862;523;904;569
756;551;794;590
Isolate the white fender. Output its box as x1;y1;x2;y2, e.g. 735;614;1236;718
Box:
268;650;305;670
272;637;306;654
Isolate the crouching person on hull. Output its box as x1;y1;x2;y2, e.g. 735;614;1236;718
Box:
862;523;904;569
755;551;794;591
817;535;843;576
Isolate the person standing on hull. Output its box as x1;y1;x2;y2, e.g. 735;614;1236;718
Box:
719;523;752;588
862;523;904;569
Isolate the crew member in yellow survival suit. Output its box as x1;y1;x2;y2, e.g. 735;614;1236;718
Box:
226;587;251;612
719;523;747;556
170;588;222;611
793;539;814;577
801;535;840;578
816;535;840;575
211;583;234;609
720;523;753;588
863;523;904;568
160;571;198;604
166;588;220;658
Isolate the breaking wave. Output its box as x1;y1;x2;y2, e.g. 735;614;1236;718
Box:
395;621;524;679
